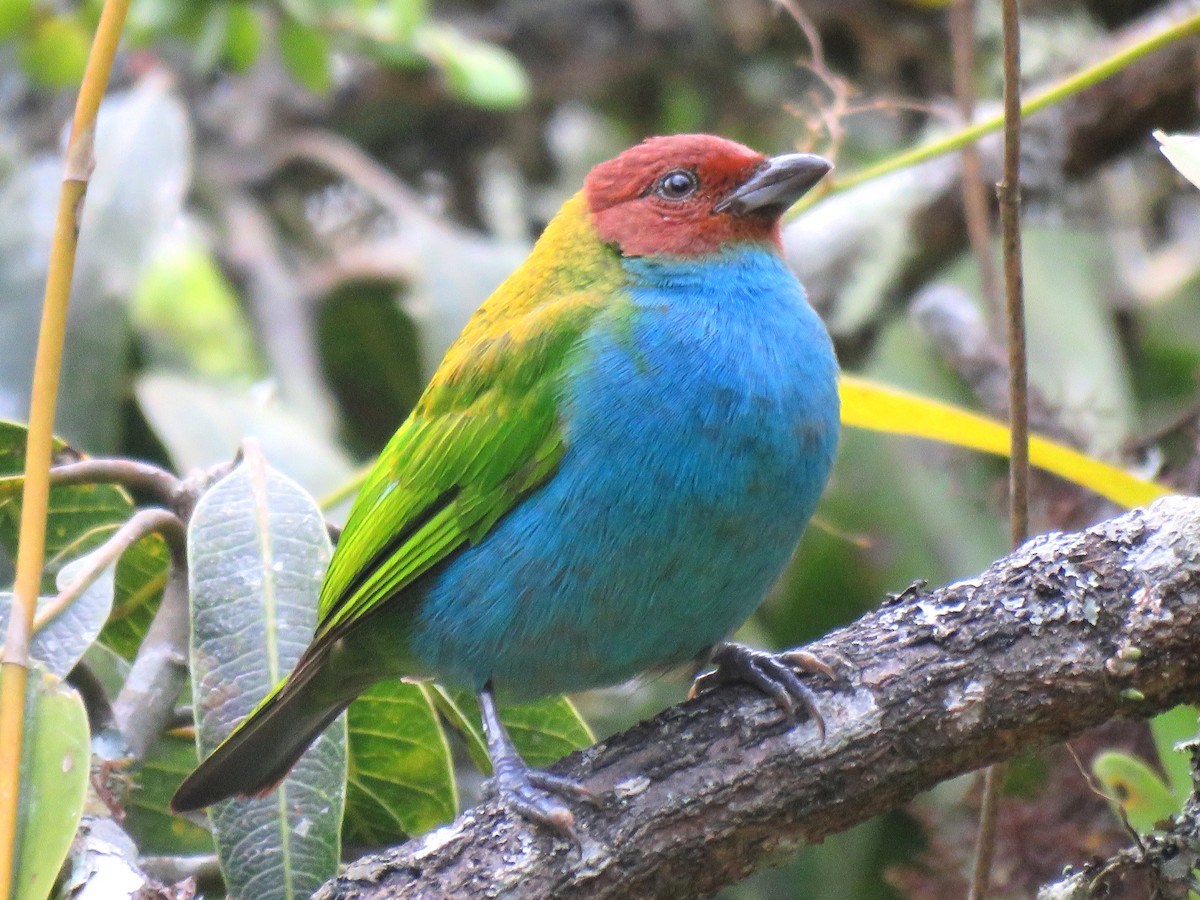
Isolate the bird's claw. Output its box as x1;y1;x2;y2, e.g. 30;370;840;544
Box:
691;641;833;739
487;765;600;844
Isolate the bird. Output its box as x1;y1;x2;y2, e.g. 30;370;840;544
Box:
171;134;841;836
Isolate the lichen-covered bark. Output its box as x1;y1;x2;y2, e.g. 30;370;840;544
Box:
317;496;1200;899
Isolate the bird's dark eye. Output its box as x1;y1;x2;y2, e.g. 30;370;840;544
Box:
655;169;699;201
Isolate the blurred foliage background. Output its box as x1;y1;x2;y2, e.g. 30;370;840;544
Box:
1;0;1199;896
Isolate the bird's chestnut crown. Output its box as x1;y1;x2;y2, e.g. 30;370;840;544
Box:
584;134;831;258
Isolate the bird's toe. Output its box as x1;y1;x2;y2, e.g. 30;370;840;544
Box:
489;766;601;844
696;641;830;739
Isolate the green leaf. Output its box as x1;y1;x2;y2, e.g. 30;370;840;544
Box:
131;233;262;381
1149;704;1199;801
1092;751;1179;834
18;16;90;87
124;736;214;856
223;3;263;71
186;450;343;899
8;663;90;900
496;695;594;769
0;0;34;41
279;18;332;93
98;532;170;659
136;373;356;501
433;688;593;774
416;24;530;110
344;681;455;844
0;549;116;678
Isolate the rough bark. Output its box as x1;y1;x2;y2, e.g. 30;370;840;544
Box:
317;495;1200;899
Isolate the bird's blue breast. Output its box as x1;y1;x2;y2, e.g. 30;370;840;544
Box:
408;247;840;697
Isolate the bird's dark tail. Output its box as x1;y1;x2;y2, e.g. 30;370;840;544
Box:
171;647;352;812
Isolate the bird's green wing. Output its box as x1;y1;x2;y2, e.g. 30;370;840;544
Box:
315;292;610;641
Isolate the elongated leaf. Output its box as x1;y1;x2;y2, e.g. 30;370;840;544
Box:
838;375;1170;509
433;688;594;773
344;681;455;845
187;450;343;899
1092;751;1178;834
0;549;116;678
8;663;90;900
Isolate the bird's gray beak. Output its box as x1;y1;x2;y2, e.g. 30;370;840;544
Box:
713;153;832;216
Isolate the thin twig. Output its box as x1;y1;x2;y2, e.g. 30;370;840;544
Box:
953;0;1009;881
0;509;184;661
112;557;191;761
999;5;1030;553
47;459;182;508
0;1;132;892
969;0;1029;896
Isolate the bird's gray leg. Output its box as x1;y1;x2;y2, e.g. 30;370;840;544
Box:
479;681;599;841
690;642;837;739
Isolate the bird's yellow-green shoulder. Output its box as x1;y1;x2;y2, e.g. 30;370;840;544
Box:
315;192;630;638
420;192;627;413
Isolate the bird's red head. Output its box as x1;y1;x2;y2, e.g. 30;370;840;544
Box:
584;134;831;258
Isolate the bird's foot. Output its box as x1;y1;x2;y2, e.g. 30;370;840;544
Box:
691;641;837;739
486;759;601;842
479;681;601;844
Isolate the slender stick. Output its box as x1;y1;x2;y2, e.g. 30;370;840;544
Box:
0;1;132;894
969;0;1027;897
788;9;1200;216
45;459;182;506
949;0;1001;321
999;11;1030;554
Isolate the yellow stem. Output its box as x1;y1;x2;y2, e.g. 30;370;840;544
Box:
0;1;131;894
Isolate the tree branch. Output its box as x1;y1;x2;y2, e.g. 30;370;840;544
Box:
317;496;1200;899
112;540;189;761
